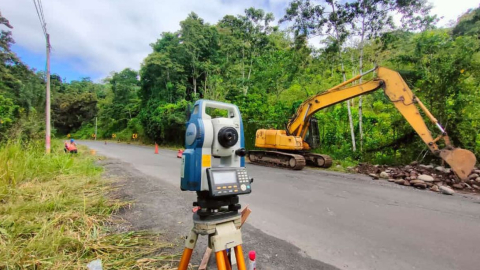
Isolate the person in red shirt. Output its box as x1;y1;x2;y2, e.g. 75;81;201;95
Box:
64;139;78;153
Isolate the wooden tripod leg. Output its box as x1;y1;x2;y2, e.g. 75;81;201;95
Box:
178;248;193;270
223;250;232;270
234;245;247;270
215;250;227;270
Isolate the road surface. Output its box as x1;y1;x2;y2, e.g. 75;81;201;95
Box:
81;141;480;270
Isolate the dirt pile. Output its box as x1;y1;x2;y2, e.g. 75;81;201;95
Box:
354;162;480;195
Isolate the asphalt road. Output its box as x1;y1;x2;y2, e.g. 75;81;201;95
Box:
81;141;480;270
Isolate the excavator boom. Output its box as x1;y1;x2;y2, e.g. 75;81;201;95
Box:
251;67;477;180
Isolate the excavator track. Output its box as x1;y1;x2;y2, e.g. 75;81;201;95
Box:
247;150;306;170
303;153;333;168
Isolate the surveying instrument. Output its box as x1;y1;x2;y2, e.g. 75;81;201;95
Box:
178;100;252;270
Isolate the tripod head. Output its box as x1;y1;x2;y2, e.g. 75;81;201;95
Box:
181;100;252;219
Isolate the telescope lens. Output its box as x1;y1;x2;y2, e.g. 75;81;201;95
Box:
218;127;238;148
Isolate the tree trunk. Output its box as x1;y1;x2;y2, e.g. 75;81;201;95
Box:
358;15;366;151
330;0;356;152
204;72;208;98
193;76;197;96
344;62;356;152
242;45;245;95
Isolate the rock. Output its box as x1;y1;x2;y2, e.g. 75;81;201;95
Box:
336;165;342;168
87;259;103;270
410;161;418;166
414;183;427;189
410;179;426;188
394;179;406;185
419;164;434;169
346;166;355;172
404;180;411;186
388;178;395;182
473;184;480;190
452;183;464;189
439;185;455;195
430;185;440;192
476;177;480;183
444;168;451;174
410;179;425;185
474;169;480;174
369;173;379;179
435;166;445;172
465;183;472;189
418;174;434;182
469;173;479;180
379;171;389;179
404;165;412;170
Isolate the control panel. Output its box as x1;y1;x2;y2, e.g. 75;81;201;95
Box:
207;167;252;197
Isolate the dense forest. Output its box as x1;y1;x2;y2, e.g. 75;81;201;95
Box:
1;1;480;165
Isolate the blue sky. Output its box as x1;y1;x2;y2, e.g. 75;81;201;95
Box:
12;44;102;81
3;0;479;82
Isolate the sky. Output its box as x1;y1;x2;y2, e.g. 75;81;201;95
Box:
1;0;479;82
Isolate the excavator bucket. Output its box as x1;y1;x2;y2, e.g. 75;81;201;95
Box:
439;148;477;181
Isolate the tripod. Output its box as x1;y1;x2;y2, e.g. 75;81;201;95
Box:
178;213;247;270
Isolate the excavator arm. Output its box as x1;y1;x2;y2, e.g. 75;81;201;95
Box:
286;66;476;180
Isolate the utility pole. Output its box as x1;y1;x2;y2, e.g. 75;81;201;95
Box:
95;117;97;141
46;33;51;153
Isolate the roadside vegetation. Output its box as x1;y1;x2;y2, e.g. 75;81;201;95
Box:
1;3;480;167
0;140;177;269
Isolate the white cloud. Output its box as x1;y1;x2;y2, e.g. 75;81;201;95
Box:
2;0;288;79
2;0;478;79
431;0;479;26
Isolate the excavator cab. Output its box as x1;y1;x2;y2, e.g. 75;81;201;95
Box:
305;117;320;149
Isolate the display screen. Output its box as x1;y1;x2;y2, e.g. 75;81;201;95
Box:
213;171;237;185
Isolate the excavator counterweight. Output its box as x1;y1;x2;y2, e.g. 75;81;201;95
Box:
249;66;477;180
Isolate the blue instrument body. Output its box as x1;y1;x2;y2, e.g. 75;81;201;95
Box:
181;100;245;191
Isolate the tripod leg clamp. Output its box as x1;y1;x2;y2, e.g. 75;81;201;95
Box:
211;221;243;252
185;229;198;249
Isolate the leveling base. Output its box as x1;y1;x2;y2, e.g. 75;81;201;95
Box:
178;213;247;270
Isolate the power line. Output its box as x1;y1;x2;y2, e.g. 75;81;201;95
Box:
32;0;47;37
38;0;46;23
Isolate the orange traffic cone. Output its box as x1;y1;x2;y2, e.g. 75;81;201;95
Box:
155;143;159;154
177;149;184;158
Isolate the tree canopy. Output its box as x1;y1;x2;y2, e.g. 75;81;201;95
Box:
1;3;479;165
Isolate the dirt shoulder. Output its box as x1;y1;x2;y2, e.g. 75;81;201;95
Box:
101;158;339;270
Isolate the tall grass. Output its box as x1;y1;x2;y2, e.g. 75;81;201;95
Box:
0;140;177;269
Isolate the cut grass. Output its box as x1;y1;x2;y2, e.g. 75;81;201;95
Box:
0;140;178;269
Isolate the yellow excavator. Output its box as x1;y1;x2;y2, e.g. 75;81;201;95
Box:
248;66;477;180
